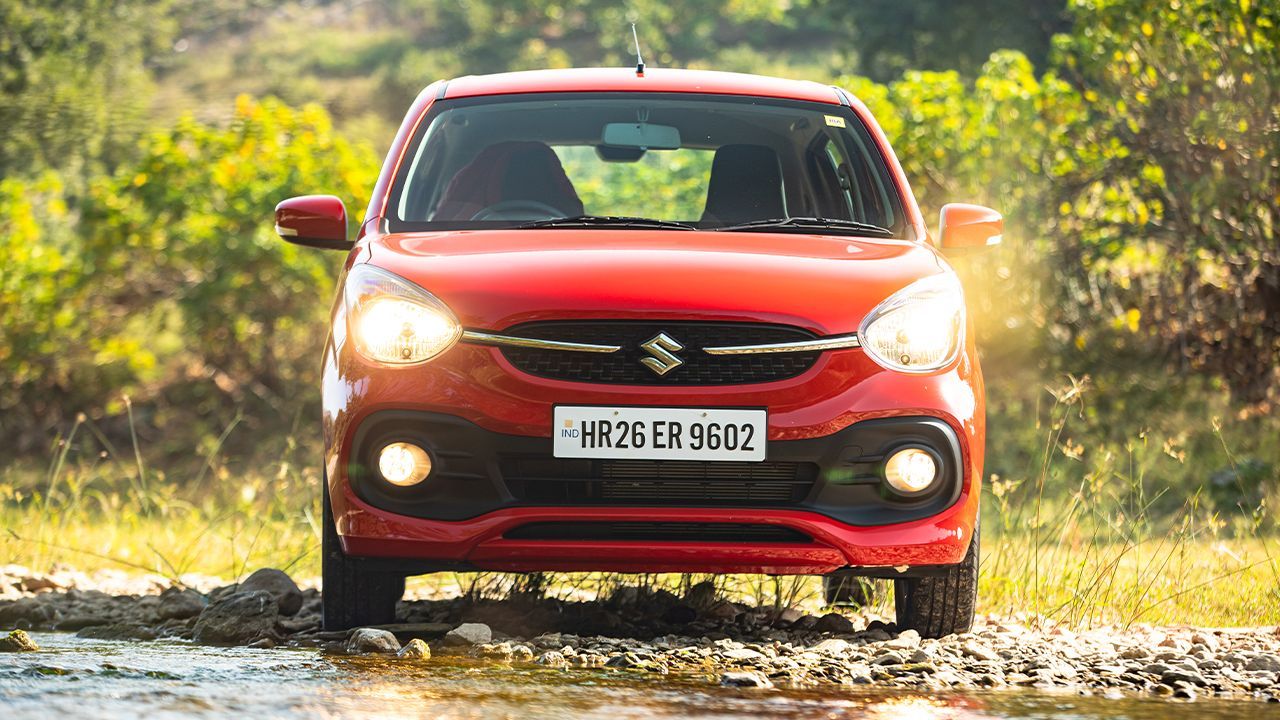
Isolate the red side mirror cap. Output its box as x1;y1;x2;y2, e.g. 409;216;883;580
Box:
274;195;351;250
938;203;1003;254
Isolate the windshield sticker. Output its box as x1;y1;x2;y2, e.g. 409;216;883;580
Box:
824;114;846;128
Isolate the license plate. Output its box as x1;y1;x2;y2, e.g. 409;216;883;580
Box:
553;406;767;461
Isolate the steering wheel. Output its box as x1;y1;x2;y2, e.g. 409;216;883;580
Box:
471;200;565;221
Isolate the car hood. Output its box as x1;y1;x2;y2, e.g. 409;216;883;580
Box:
361;229;948;335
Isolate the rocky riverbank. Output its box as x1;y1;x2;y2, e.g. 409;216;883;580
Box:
1;564;1277;703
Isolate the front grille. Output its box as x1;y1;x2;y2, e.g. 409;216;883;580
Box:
504;522;811;544
497;321;820;385
503;457;818;506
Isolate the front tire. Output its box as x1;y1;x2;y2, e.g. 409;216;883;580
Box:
322;479;404;631
893;525;978;638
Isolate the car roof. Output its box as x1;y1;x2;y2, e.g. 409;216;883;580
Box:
440;67;847;105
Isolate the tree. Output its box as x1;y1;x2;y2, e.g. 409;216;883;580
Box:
1052;0;1280;403
817;0;1071;82
0;0;174;179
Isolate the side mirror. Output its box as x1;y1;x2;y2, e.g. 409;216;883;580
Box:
938;203;1002;254
274;195;351;250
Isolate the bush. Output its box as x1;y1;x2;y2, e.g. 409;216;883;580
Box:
1;98;377;452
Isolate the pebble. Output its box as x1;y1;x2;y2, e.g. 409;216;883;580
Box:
2;566;1280;704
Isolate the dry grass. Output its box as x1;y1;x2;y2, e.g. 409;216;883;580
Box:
2;386;1277;627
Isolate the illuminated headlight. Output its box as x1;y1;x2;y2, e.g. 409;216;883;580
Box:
883;446;939;495
860;273;964;372
378;442;433;486
345;265;461;364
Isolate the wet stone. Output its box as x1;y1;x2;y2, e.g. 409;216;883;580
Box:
0;629;39;652
76;623;159;641
192;590;278;645
237;569;303;616
397;638;431;660
536;650;568;668
344;628;401;655
156;587;206;621
719;670;773;688
444;623;492;647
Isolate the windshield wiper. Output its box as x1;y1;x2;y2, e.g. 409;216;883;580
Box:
518;215;697;231
712;216;895;237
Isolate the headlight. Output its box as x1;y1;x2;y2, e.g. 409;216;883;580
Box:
344;265;461;364
859;273;964;372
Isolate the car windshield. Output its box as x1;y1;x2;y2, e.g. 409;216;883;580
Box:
388;93;906;237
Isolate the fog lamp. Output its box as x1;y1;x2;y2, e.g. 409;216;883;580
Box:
377;442;433;487
883;447;938;495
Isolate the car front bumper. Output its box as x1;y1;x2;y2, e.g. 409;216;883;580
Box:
328;411;979;575
322;336;984;575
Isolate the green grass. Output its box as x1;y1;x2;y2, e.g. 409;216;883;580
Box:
2;388;1277;627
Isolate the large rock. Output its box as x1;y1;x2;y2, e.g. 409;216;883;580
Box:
443;622;492;647
156;587;206;620
0;597;56;628
813;612;853;634
237;569;303;616
344;628;401;654
192;590;279;645
1246;654;1280;672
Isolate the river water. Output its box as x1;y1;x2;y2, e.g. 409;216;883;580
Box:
0;633;1263;718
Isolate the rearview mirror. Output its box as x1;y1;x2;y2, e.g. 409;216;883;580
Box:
274;195;351;250
601;122;681;150
938;203;1002;254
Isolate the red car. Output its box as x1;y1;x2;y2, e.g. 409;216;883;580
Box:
275;68;1002;637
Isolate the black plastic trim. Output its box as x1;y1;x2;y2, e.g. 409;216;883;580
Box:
346;411;964;526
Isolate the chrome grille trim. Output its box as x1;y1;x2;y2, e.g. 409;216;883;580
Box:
464;328;859;356
461;330;621;353
702;333;861;355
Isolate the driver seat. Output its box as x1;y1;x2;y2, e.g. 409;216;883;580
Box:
433;141;584;221
700;144;786;226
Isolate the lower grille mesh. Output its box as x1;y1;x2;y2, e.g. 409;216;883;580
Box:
503;458;818;506
504;522;810;543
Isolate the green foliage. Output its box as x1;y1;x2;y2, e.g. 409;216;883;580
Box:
816;0;1070;82
0;0;174;179
0;0;1276;515
1051;0;1280;403
556;146;715;221
0;98;377;450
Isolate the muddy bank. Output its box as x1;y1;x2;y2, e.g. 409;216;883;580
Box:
1;565;1277;703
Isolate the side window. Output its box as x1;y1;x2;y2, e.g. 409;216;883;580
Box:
805;138;853;220
839;131;896;229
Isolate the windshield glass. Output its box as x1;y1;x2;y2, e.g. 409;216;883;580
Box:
389;93;906;236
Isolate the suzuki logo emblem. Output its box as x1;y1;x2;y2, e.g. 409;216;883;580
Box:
640;332;685;375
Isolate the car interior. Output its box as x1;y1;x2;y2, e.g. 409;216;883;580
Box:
394;96;902;234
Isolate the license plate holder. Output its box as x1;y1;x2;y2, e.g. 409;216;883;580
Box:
552;406;767;461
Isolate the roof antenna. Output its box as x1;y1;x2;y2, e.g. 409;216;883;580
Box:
631;22;645;76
